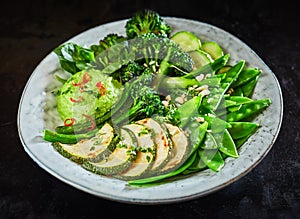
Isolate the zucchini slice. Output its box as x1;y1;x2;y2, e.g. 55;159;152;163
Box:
82;129;136;175
136;118;172;175
115;123;156;180
201;41;224;60
188;50;213;69
170;31;201;52
52;123;115;164
158;123;191;174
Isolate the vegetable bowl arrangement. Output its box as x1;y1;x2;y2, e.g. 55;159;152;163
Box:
41;10;272;186
18;9;283;203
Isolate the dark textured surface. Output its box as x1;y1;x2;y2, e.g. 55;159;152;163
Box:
1;0;299;218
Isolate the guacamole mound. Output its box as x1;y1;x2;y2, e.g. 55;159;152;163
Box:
57;69;122;124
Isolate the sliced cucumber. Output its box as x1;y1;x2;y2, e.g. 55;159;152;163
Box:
136;118;172;176
170;31;201;52
188;50;213;69
52;123;115;164
82;129;136;175
116;123;156;180
201;41;224;60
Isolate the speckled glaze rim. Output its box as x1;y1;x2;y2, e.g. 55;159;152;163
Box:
17;17;283;204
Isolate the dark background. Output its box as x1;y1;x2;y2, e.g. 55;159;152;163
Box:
1;0;299;218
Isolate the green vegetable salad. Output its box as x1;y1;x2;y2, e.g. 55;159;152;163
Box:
43;9;271;185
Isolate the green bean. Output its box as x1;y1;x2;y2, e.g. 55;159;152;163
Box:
55;112;110;134
128;152;197;185
43;129;98;144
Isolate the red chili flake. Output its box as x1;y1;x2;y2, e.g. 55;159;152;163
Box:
82;114;96;131
82;72;91;83
70;96;84;103
71;72;91;88
96;82;106;96
71;81;83;87
64;118;75;126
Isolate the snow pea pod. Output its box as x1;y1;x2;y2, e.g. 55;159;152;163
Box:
182;152;206;174
232;87;244;96
203;115;231;133
182;54;230;79
199;148;224;172
232;68;261;88
234;133;254;148
176;94;203;128
241;74;260;97
185;121;208;153
228;122;259;139
227;98;271;122
221;60;245;86
217;129;238;158
203;60;245;111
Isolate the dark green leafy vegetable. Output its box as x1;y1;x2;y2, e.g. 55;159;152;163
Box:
54;43;95;74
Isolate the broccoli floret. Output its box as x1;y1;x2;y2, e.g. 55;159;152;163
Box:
131;87;165;118
112;61;146;83
114;85;165;124
125;10;171;39
91;33;126;57
129;33;194;73
129;70;155;99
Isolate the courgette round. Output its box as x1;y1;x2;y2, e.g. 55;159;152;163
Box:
170;31;201;52
188;50;213;69
201;41;224;60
